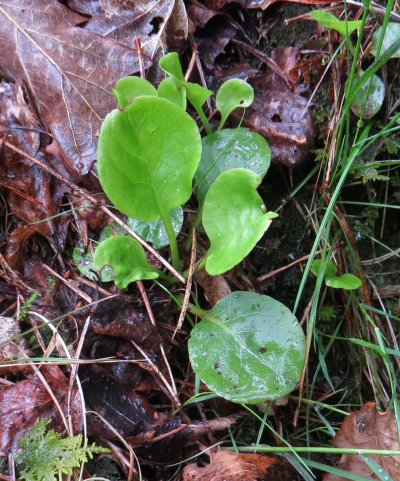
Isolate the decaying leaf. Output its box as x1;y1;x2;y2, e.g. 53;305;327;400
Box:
323;402;400;481
0;0;151;174
0;316;32;374
182;450;295;481
0;365;81;452
68;0;188;56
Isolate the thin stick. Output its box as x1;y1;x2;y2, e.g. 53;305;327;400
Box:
174;228;196;339
2;140;185;283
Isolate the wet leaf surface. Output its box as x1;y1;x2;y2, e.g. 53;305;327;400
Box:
323;403;400;481
0;0;151;174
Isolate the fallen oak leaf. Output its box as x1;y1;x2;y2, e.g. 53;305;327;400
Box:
0;0;150;175
323;402;400;481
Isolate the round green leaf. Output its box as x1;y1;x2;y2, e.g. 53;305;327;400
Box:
158;78;187;110
203;169;275;275
189;291;306;404
113;77;157;109
159;52;185;81
195;128;271;205
325;274;362;290
94;236;159;289
311;259;337;278
216;79;254;129
371;23;400;58
98;96;201;222
127;206;184;249
351;74;385;119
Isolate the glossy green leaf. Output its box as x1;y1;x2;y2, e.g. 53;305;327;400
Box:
325;274;362;290
94;236;158;289
113;77;157;109
203;169;276;275
98;96;201;222
371;23;400;58
127;206;184;249
189;291;306;404
216;79;254;129
195;128;271;205
311;259;337;278
310;10;362;37
158;78;187;110
351;74;385;119
159;52;213;114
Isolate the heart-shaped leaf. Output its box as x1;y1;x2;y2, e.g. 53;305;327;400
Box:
98;96;201;222
216;79;254;129
325;274;362;290
310;10;362;37
371;23;400;58
351;74;385;119
158;77;187;110
195;128;271;205
113;77;157;109
203;169;276;275
94;236;159;289
127;206;184;249
188;291;306;404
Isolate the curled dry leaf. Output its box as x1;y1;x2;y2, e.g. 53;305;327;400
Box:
323;402;400;481
0;0;151;175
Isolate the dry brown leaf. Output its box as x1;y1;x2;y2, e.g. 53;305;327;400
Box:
0;316;32;374
323;402;400;481
0;0;151;174
68;0;188;57
182;450;286;481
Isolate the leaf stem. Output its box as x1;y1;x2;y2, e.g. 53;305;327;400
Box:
162;211;181;271
194;105;212;135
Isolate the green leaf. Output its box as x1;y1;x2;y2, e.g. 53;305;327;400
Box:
158;77;187;110
371;23;400;58
73;245;114;282
159;52;185;80
310;10;362;37
350;73;385;119
127;206;184;249
98;96;201;222
195;128;271;205
188;291;306;404
159;52;213;114
203;169;275;275
311;259;337;278
113;76;157;109
325;274;362;290
94;236;158;289
216;79;254;129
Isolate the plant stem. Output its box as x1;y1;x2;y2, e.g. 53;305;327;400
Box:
230;446;400;456
162;211;181;271
194;105;212;135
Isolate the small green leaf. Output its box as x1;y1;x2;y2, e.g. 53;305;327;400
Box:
113;77;157;109
195;128;271;205
159;52;185;80
94;236;158;289
73;245;114;282
311;259;337;278
158;77;187;110
216;79;254;129
188;291;306;404
127;206;184;249
310;10;362;37
203;169;275;275
159;52;213;114
371;23;400;58
98;96;201;222
351;74;385;119
325;274;362;290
